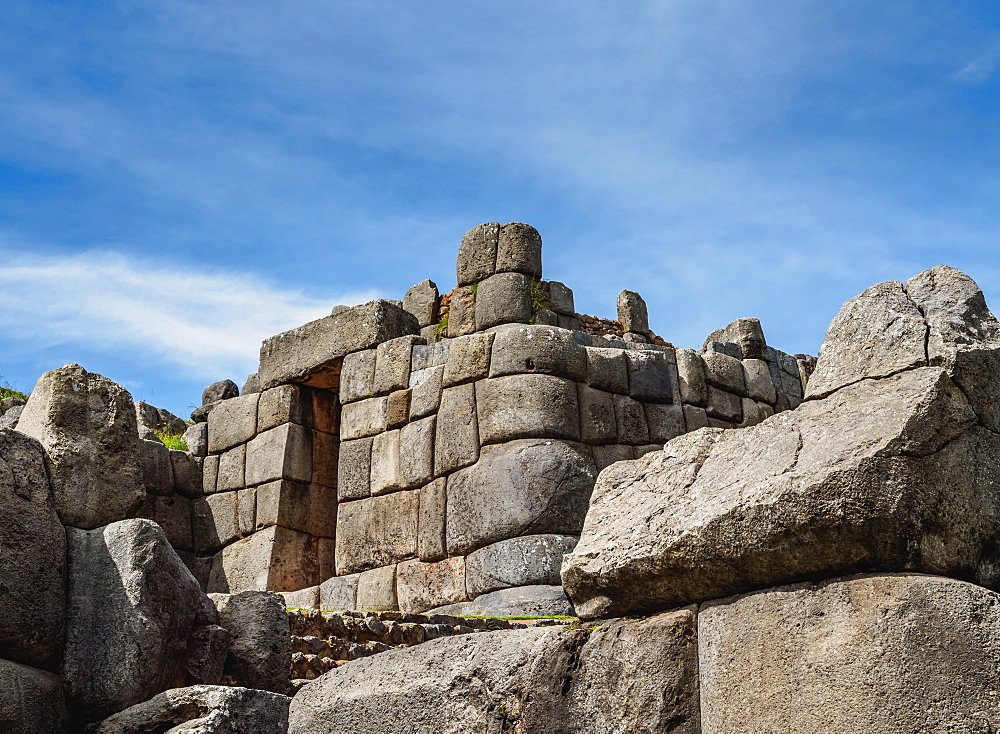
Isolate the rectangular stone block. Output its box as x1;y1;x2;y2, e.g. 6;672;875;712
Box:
340;397;388;440
739;398;775;428
497;222;542;278
373;335;420;396
400;416;435;489
255;479;337;538
476;374;580;444
614;394;649;445
282;585;320;610
320;574;359;611
183;422;208;457
743;358;777;405
780;369;804;400
136;494;193;550
548;281;574;315
418;477;448;562
202;454;219;495
676;348;708;406
682;404;709;431
592;443;633;472
170;450;203;498
411;343;434;371
256;384;339;434
466;534;577;597
447;285;477;337
311;428;338;487
396;557;467;613
586;347;629;394
237;487;256;537
192;491;240;554
578;385;617;445
474;272;533;330
706;386;743;423
207;525;319;593
703;351;747;396
708;417;737;429
457;222;499;286
138;438;173;496
645;402;686;443
385;389;411;430
370;429;403;496
626;350;677;403
434;383;480;476
443;331;495;387
207;393;260;454
245;423;312;487
340;349;376;404
432;339;451;366
335;491;420;574
319;537;335;581
489;325;588;382
409;365;443;420
217;444;246;492
337;437;372;501
356;565;398;611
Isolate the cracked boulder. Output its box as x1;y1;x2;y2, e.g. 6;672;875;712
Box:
562;265;1000;618
288;608;698;734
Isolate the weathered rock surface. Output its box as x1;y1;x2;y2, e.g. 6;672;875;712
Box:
0;658;67;734
288;607;698;733
700;573;1000;732
564;266;1000;618
63;519;221;722
89;685;290;734
0;430;65;669
17;364;145;529
212;591;291;693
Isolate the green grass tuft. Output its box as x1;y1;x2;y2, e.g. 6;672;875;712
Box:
154;428;188;451
434;314;449;342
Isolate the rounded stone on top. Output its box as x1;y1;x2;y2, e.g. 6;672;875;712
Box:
457;222;542;286
457;223;500;286
617;290;649;335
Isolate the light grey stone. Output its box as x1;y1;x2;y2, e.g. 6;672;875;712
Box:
626;349;676;403
706;386;742;422
242;372;261;395
702;350;746;395
216;444;245;492
340;349;377;404
675;348;707;406
742;357;776;404
410;344;433;372
489;324;588;381
192;491;241;554
442;331;494;387
208;525;319;594
90;685;290;734
446;285;477;338
466;534;578;597
136;493;193;550
213;591;290;693
447;439;596;555
373;336;420;396
356;565;398;611
721;317;767;359
496;222;542;278
17;364;145;529
474;271;534;331
257;384;333;434
280;585;319;609
320;574;360;611
245;424;312;487
703;339;742;359
202;379;239;405
255;480;337;538
64;519;219;722
396;557;467;613
183;422;208;457
645;402;686;443
340;397;388;440
548;281;574;314
476;374;580;444
433;383;479;476
468;585;575;618
258;300;418;390
613;394;649;444
456;222;499;286
585;346;628;394
237;487;256;536
432;339;451;366
739;398;774;428
207;393;259;454
403;279;440;327
701;574;1000;733
417;477;448;562
408;365;443;420
577;385;616;445
400;416;435;489
335;492;419;574
617;289;649;334
681;404;708;431
591;443;633;472
338;437;372;501
0;403;22;429
0;659;67;734
202;454;219;495
137;438;173;496
370;429;402;496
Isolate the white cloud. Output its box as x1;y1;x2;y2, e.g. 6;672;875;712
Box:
0;246;379;380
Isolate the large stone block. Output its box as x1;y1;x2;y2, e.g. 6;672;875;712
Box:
183;422;208;457
447;439;596;555
456;222;499;286
701;574;1000;732
207;525;319;594
496;222;542;278
742;357;776;404
720;316;767;359
339;349;376;404
337;437;372;501
577;385;616;444
442;331;494;386
0;659;67;734
433;383;479;475
320;574;359;611
207;393;259;454
216;444;245;492
548;281;574;314
645;402;685;443
446;285;477;338
192;491;240;554
675;348;707;406
417;477;447;562
137;438;173;496
585;346;628;394
258;300;418;390
237;487;256;536
335;491;419;574
202;380;239;405
311;428;338;487
137;493;193;551
0;430;66;669
257;384;338;434
706;385;742;422
356;565;398;611
396;557;467;613
400;416;435;489
489;324;587;382
702;351;746;396
613;394;648;444
617;289;649;334
591;443;633;472
255;480;337;538
63;520;219;722
474;271;533;330
408;364;443;420
245;423;312;487
626;349;676;403
202;454;219;495
373;335;420;396
403;279;439;327
170;450;203;498
340;396;388;440
384;389;410;429
476;374;580;444
370;429;402;496
17;364;144;529
466;534;578;598
213;591;290;694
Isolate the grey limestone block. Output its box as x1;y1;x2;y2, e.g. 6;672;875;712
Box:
474;271;533;331
675;348;707;406
591;443;633;472
338;437;372;501
739;398;774;428
202;454;219;495
258;300;418;391
217;444;246;492
456;222;499;286
202;379;239;405
703;340;742;359
722;317;767;360
706;386;743;423
339;349;376;404
490;324;588;382
356;565;398;611
433;383;479;476
400;416;435;489
614;394;649;445
496;222;542;278
280;585;319;609
743;358;777;404
370;429;403;496
446;439;596;556
617;289;649;334
622;332;648;344
476;374;580;445
207;393;259;454
207;525;319;594
138;438;174;496
396;557;467;613
255;479;336;538
466;585;575;618
408;364;443;420
183;422;208;456
702;351;747;396
257;384;337;435
192;491;241;554
384;389;411;430
237;487;256;537
320;574;360;611
558;315;582;331
373;335;420;396
548;281;574;315
335;491;419;575
340;396;388;440
432;338;451;366
626;349;677;403
682;404;709;431
242;372;261;395
533;307;559;326
0;659;67;733
212;590;290;694
466;534;578;598
410;343;433;372
645;402;686;443
417;477;448;562
136;494;193;551
403;279;440;327
578;384;617;445
442;331;495;387
572;330;593;347
447;285;477;338
311;429;338;488
245;423;312;487
780;368;804;400
585;346;629;394
170;450;203;498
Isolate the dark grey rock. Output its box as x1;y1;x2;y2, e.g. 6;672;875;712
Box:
0;658;67;734
496;222;542;279
403;279;440;328
617;289;649;335
212;591;290;694
476;374;580;444
489;324;587;382
202;380;239;406
456;222;499;286
474;272;533;331
242;372;261;395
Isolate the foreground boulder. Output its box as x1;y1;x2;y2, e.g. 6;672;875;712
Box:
289;607;698;733
211;591;291;693
0;658;67;734
700;573;1000;732
63;519;225;722
563;266;1000;618
17;364;144;529
89;685;290;734
0;430;65;669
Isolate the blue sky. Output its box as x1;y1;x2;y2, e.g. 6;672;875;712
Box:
2;1;999;417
